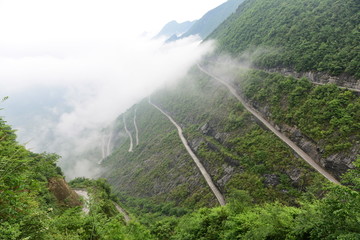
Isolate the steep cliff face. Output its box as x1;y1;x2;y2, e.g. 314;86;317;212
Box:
265;68;360;92
100;67;329;209
224;67;360;179
250;103;358;179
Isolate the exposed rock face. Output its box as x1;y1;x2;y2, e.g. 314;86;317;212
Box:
48;177;82;207
285;168;301;182
263;174;280;186
281;124;357;179
266;67;360;91
217;165;235;187
200;122;213;135
249;101;358;179
191;138;205;151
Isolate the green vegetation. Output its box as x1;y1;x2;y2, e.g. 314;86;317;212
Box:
0;116;63;239
0;115;154;239
102;98;214;209
148;161;360;240
3;0;360;237
101;67;329;224
239;70;360;156
210;0;360;77
98;63;359;239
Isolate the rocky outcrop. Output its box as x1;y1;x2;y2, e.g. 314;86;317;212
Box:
217;164;235;187
249;101;358;179
48;177;82;207
263;174;280;186
266;67;360;91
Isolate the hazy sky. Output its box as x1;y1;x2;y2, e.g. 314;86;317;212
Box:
0;0;227;40
0;0;224;178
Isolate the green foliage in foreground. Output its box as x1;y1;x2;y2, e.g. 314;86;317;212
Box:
0;115;153;239
0;116;63;239
241;70;360;155
150;162;360;240
210;0;360;77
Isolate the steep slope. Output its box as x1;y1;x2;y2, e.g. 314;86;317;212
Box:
202;59;359;178
198;64;340;185
149;97;226;205
209;0;360;79
180;0;244;39
100;66;330;214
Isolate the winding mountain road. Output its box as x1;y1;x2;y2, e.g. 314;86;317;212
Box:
149;97;226;206
134;109;139;146
101;135;106;160
312;82;360;93
74;189;90;214
99;128;114;164
197;64;340;185
113;202;131;223
123;116;134;152
106;127;113;157
205;60;360;93
74;189;131;223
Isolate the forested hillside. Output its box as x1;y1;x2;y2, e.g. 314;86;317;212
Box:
2;0;360;238
98;65;360;238
97;0;360;238
0;112;153;239
210;0;360;78
101;66;331;214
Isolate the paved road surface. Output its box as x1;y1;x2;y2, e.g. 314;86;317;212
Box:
312;82;360;93
123;116;134;152
149;97;226;206
75;189;131;222
74;189;90;214
134;109;139;146
198;64;340;185
106;127;113;157
114;202;131;223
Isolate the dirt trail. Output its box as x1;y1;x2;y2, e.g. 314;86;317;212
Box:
198;64;340;185
149;97;226;206
123;116;134;152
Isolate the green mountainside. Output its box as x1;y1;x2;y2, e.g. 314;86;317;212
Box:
2;0;360;238
102;67;328;207
209;0;360;78
98;64;360;238
98;0;360;237
0;114;154;239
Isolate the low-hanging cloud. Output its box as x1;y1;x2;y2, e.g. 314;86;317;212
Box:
1;34;214;179
0;0;218;179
